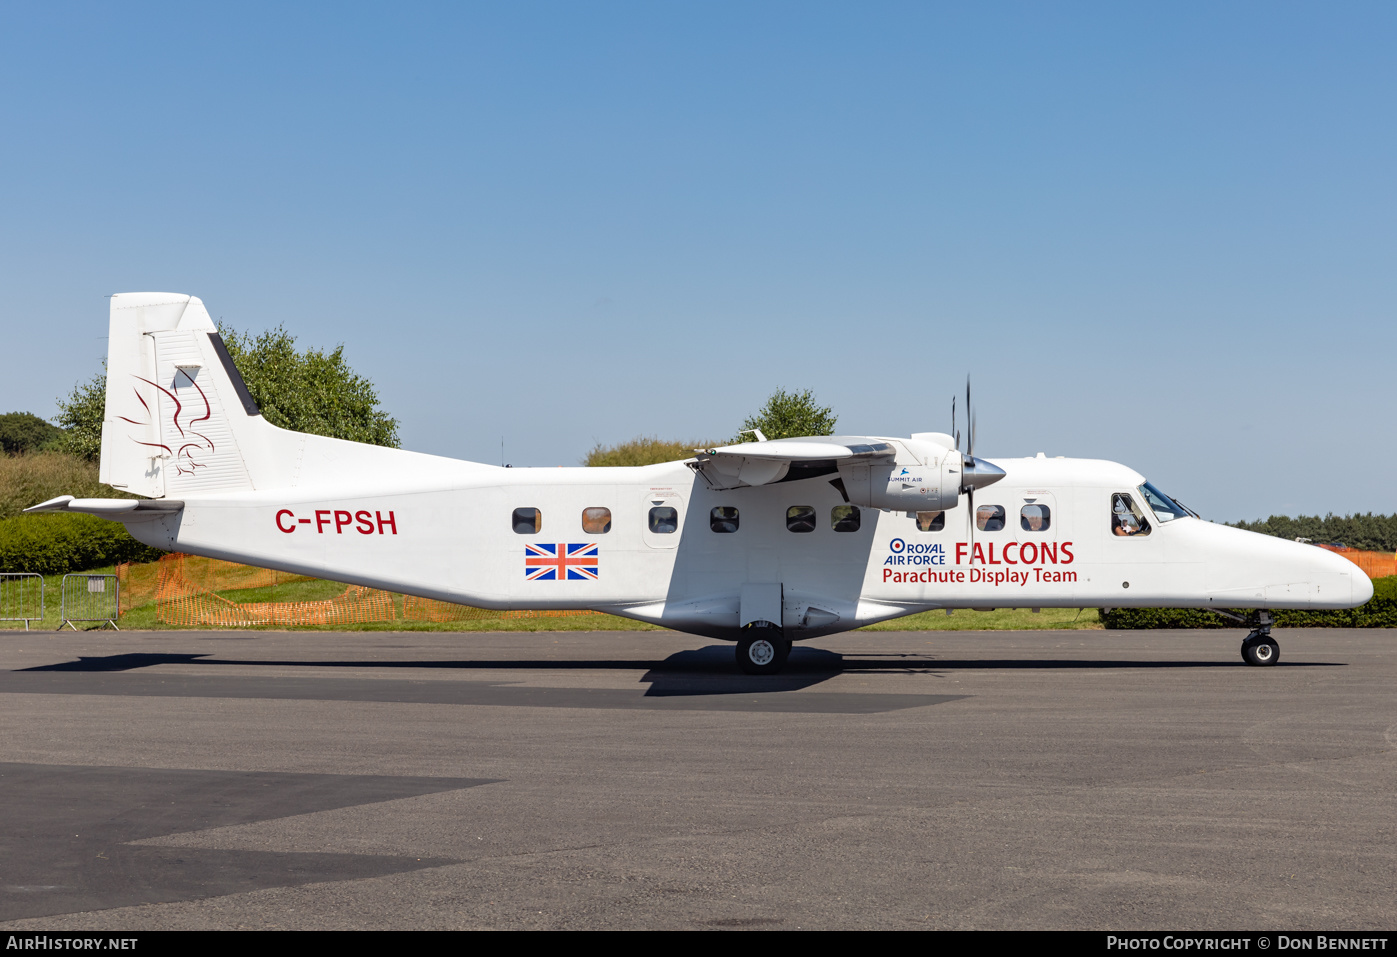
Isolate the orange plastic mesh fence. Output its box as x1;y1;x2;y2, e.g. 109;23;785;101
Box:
400;595;601;622
158;583;397;627
117;554;600;626
1315;545;1396;580
116;559;162;615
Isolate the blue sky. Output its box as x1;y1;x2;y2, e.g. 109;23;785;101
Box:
2;2;1393;521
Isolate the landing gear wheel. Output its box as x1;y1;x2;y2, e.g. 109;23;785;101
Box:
1241;635;1280;666
736;633;791;675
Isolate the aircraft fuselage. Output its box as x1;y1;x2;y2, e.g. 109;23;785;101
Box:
120;453;1369;640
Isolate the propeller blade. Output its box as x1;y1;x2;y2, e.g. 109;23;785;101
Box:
965;377;973;458
951;396;958;453
967;485;975;555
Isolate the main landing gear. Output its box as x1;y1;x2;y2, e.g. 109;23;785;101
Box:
1240;611;1280;667
736;625;791;675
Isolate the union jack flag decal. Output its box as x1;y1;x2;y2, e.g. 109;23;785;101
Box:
525;543;600;581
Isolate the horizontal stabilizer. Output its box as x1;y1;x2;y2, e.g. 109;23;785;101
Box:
24;495;184;522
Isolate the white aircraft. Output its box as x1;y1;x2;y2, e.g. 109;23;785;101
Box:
29;293;1373;673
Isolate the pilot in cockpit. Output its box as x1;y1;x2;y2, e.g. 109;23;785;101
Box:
1111;495;1147;536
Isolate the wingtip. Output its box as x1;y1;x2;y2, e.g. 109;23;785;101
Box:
22;495;75;514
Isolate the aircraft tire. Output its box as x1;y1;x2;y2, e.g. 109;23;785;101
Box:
1241;636;1280;667
737;632;790;676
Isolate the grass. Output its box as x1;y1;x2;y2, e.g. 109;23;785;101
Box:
0;452;130;520
862;607;1102;630
1;566;1101;632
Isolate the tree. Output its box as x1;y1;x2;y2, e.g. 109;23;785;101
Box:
0;411;64;455
582;389;837;466
221;327;399;448
54;326;400;462
584;436;706;467
734;388;836;442
1230;513;1397;553
53;373;107;461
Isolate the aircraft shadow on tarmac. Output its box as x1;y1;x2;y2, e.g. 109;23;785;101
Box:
19;646;1344;699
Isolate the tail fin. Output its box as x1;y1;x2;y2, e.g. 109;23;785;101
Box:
100;293;285;498
100;292;473;501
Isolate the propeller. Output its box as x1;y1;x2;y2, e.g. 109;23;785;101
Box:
965;378;976;553
952;375;1006;558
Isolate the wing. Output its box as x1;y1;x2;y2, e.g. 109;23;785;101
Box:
689;436;898;489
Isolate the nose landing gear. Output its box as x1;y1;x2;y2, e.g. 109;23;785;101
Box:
1240;611;1279;667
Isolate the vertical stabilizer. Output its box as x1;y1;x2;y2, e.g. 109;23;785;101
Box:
100;293;258;498
99;291;456;501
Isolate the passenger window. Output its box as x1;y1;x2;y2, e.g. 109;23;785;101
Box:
976;505;1006;532
512;508;541;534
648;506;678;534
710;506;739;533
786;506;816;533
1020;504;1051;532
582;507;612;534
1111;493;1151;537
916;511;945;532
831;505;861;532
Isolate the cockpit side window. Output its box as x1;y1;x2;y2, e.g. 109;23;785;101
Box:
1111;493;1151;537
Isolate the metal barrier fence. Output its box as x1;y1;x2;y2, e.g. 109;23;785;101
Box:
60;574;119;631
0;573;45;630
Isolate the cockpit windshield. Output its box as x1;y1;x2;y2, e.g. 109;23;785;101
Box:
1137;482;1193;523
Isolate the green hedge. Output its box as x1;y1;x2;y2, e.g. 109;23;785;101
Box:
0;513;165;575
1101;576;1397;629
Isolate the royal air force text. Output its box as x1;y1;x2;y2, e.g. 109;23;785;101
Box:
882;540;1077;585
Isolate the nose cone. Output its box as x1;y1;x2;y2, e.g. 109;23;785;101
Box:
1299;542;1373;609
1200;524;1373;609
1353;568;1375;606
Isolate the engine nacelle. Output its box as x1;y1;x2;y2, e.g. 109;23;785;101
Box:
838;439;963;512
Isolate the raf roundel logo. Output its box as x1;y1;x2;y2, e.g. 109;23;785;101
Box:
889;538;906;554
